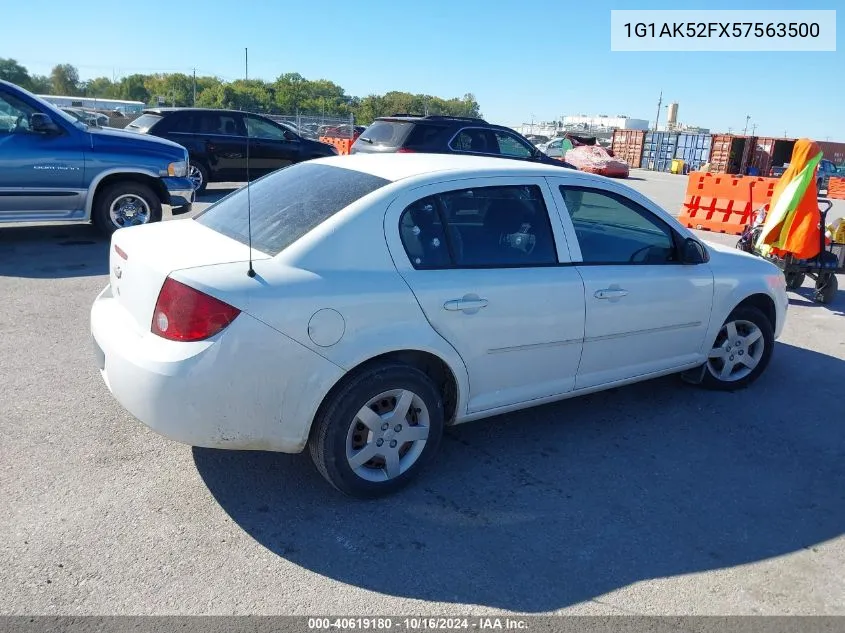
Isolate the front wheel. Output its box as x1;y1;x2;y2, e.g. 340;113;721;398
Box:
700;305;774;391
92;181;162;237
188;160;209;194
308;362;444;498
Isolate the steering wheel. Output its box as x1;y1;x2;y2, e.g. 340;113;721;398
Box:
629;245;652;263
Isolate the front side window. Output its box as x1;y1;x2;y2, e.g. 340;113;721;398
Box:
399;185;558;269
0;91;38;134
560;186;677;264
494;131;533;158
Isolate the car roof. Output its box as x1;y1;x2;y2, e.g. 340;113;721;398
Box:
310;152;593;183
142;107;262;116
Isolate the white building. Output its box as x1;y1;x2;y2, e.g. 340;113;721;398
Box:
562;114;649;130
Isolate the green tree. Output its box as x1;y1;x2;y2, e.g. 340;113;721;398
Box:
0;58;31;88
50;64;81;95
84;76;119;99
27;75;52;94
117;74;150;103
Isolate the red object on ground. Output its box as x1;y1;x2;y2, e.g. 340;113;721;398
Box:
563;145;630;178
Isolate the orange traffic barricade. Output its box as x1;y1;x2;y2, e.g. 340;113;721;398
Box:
678;172;779;235
827;177;845;200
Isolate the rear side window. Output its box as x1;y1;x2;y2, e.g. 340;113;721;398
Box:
125;113;162;133
399;185;558;269
404;124;443;148
194;163;390;256
357;121;413;147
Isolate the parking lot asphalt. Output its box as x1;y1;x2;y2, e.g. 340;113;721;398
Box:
1;170;843;616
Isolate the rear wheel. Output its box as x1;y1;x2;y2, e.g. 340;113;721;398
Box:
814;273;838;304
308;362;444;498
92;181;162;237
700;305;774;391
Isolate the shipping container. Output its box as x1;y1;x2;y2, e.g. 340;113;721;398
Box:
611;129;646;169
673;133;712;172
817;140;845;165
640;131;679;172
748;137;796;176
709;134;754;174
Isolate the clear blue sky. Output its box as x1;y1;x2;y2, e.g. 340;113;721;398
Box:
4;0;843;139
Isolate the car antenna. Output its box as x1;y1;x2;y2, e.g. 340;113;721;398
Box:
245;46;256;278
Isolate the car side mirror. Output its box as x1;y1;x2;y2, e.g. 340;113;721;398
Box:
681;237;708;264
31;113;61;135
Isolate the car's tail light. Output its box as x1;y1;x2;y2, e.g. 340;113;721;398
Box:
151;277;241;342
397;148;417;153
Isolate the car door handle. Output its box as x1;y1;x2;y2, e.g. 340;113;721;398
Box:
594;288;629;299
444;298;489;312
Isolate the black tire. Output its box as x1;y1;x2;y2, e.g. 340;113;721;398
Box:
189;159;209;194
308;362;444;498
699;305;774;392
813;273;838;304
785;271;806;290
92;181;162;238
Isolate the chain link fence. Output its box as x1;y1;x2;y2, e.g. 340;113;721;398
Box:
265;113;357;140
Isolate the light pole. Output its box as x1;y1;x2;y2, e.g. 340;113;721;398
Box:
743;115;751;136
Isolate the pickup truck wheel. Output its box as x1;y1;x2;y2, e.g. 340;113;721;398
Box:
700;305;774;392
188;160;208;194
93;182;162;237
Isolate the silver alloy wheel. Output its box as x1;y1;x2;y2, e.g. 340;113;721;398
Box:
108;194;151;228
188;164;204;190
345;389;430;482
707;319;765;382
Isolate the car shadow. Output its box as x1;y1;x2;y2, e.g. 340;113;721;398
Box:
193;341;845;612
0;225;108;279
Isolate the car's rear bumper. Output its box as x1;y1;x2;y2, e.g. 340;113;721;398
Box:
162;176;195;216
90;284;344;453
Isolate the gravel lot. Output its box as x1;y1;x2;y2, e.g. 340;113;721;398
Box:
1;169;843;616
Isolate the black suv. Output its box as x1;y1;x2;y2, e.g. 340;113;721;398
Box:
126;108;338;193
350;115;575;169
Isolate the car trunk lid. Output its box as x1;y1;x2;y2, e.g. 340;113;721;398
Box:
108;219;270;333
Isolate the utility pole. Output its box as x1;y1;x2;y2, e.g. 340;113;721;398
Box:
743;115;751;136
751;123;757;136
654;90;663;131
192;68;196;106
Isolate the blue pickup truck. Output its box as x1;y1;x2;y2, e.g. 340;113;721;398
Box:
0;80;194;236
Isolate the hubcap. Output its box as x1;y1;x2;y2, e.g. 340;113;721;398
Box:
109;194;151;228
189;164;204;190
345;389;430;482
707;319;765;382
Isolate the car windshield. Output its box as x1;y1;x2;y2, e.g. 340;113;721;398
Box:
193;162;391;256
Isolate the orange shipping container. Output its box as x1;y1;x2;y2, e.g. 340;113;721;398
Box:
611;129;646;169
709;134;755;174
816;140;845;164
748;137;796;177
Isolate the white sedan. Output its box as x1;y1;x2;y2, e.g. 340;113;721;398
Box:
90;154;788;498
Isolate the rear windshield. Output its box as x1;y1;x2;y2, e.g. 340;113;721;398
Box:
125;113;162;133
357;120;413;147
193;163;391;256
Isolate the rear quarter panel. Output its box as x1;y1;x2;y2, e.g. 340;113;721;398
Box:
174;188;472;420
